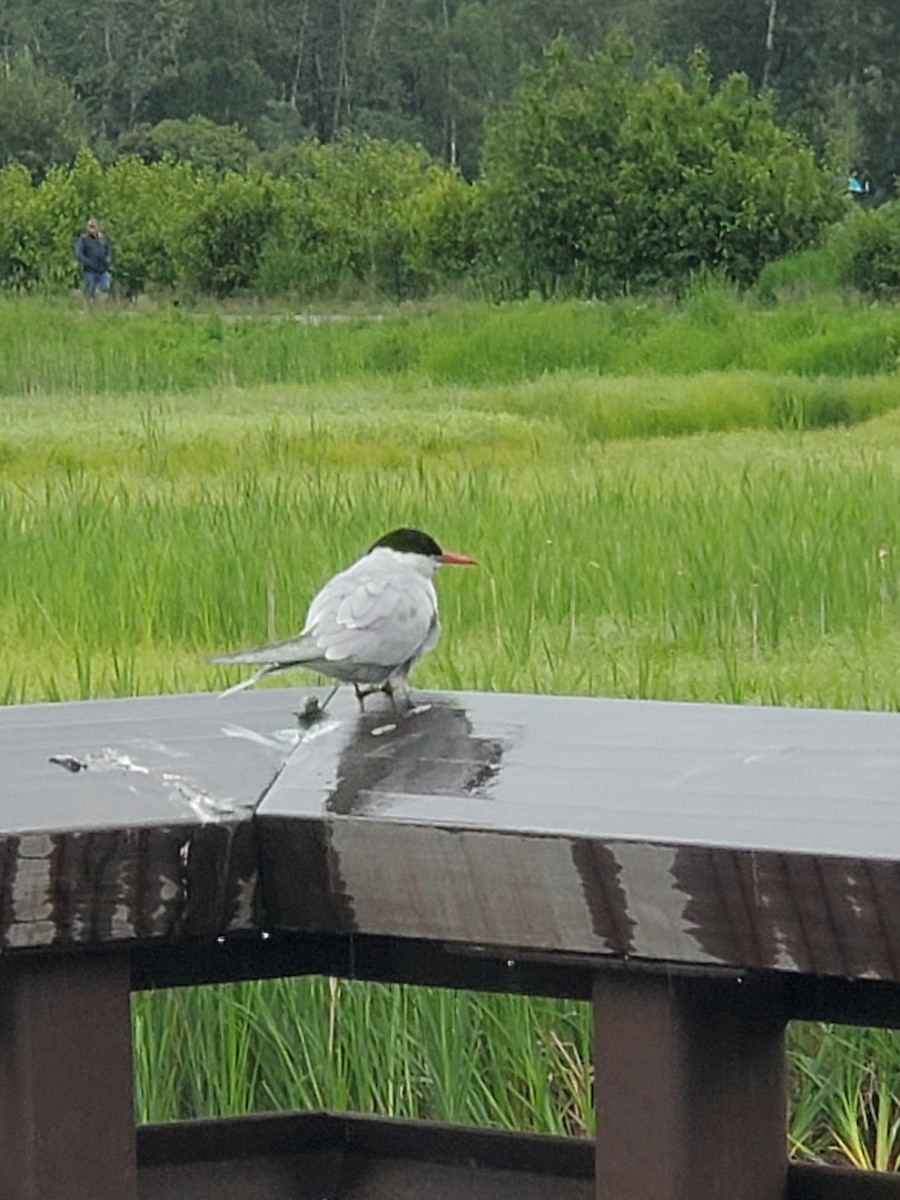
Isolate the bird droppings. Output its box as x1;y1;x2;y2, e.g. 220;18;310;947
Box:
47;746;242;822
49;748;151;775
49;754;88;773
163;773;241;821
220;723;301;750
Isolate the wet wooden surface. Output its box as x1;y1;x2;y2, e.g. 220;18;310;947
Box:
257;689;900;982
4;687;900;1200
1;687;900;981
0;692;283;947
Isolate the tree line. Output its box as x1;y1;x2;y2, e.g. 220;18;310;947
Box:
5;38;871;303
0;0;897;193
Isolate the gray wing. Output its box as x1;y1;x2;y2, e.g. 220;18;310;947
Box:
304;560;439;675
210;558;439;681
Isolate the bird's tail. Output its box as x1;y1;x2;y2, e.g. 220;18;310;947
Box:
209;647;284;667
208;632;315;668
208;635;316;695
208;647;290;697
216;666;276;698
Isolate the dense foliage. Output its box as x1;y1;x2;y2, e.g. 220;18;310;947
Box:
481;39;840;295
0;139;475;299
0;36;846;301
834;201;900;297
0;0;896;195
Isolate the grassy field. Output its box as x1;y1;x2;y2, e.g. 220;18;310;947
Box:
5;290;900;1166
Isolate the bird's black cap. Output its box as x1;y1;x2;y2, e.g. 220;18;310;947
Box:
369;528;443;557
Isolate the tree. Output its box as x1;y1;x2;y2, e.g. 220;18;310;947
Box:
0;0;892;196
145;0;272;130
115;116;258;173
480;36;841;296
0;52;89;178
480;36;633;295
771;0;900;197
28;0;191;136
661;0;900;197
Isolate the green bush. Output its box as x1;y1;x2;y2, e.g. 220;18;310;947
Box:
0;139;475;299
105;158;206;293
115;116;259;174
481;36;842;297
0;165;36;286
754;237;848;300
179;171;288;295
403;170;483;288
21;150;105;289
836;201;900;297
258;134;470;299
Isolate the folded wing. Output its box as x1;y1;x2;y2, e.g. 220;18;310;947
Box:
308;565;438;674
210;558;440;684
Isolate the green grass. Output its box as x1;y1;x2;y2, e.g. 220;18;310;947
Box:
132;981;592;1135
4;292;900;1163
0;288;899;397
7;412;900;709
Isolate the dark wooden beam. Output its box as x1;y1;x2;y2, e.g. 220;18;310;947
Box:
0;952;136;1200
593;973;787;1200
136;1110;900;1199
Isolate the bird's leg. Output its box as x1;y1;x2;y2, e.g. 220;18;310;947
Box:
354;680;404;712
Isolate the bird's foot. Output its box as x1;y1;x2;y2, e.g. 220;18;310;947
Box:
354;681;394;709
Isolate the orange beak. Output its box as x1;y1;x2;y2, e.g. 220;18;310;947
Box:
439;551;477;566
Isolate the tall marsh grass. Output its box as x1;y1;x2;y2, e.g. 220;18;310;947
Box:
4;291;900;1163
133;981;592;1135
6;424;900;710
0;289;898;398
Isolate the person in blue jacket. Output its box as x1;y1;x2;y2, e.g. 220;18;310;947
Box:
75;217;113;301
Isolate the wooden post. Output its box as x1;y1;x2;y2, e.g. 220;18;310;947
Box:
594;972;787;1200
0;952;137;1200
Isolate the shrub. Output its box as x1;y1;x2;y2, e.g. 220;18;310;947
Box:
21;150;106;289
258;134;464;299
481;36;842;297
181;170;291;295
104;158;206;293
115;117;259;175
0;164;37;286
403;170;482;288
835;201;900;297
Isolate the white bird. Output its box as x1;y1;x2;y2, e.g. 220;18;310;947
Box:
210;527;476;707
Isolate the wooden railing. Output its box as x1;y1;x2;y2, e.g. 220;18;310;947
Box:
3;687;900;1199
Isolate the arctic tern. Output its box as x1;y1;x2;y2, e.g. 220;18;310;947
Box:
210;527;476;707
